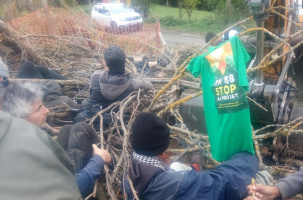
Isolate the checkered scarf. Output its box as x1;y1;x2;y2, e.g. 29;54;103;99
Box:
133;152;169;171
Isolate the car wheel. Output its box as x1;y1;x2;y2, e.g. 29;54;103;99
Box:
111;22;118;33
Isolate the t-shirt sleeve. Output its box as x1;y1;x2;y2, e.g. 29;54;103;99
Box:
231;37;250;89
187;56;203;77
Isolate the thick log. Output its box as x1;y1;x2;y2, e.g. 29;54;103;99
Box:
0;21;52;67
9;77;200;90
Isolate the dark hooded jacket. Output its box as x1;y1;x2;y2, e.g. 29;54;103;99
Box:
0;111;82;200
124;152;258;200
74;70;153;127
84;70;153;109
17;61;66;80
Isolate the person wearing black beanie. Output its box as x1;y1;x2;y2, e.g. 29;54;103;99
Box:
123;112;259;200
131;112;170;156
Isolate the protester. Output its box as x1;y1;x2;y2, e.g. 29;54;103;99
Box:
0;110;82;200
205;29;239;45
123;112;258;200
75;45;153;129
17;60;66;80
0;59;9;91
245;167;303;200
0;82;112;198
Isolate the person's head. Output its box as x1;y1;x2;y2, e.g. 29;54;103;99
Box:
131;112;171;157
0;82;49;127
222;29;239;42
104;45;126;75
205;32;217;43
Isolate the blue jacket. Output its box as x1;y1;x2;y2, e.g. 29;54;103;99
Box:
76;155;105;198
124;152;258;200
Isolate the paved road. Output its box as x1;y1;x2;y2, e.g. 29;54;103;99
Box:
161;30;206;47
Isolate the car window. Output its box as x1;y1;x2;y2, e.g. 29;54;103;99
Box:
98;8;109;14
107;4;132;14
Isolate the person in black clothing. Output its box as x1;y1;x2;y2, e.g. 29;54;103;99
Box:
75;45;153;128
124;112;258;200
0;59;9;91
17;61;66;80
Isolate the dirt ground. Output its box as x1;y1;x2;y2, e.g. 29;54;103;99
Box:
161;30;206;47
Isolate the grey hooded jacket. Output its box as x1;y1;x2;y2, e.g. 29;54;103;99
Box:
275;167;303;199
84;70;153;109
0;111;82;200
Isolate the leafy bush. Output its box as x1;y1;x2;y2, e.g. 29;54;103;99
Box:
48;0;74;7
160;15;187;26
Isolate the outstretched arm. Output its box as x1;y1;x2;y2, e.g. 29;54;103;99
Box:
75;145;111;198
245;167;303;200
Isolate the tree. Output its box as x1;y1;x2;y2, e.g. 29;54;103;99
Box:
131;0;152;18
183;0;200;19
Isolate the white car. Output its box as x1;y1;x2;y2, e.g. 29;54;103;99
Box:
91;3;143;31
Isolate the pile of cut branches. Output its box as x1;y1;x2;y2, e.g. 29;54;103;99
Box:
1;3;303;199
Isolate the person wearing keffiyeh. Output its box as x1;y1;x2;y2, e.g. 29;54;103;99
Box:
123;112;258;200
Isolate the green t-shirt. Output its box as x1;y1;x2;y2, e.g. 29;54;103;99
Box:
187;36;255;162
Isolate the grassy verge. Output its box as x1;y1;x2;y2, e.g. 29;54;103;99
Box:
147;4;255;34
76;3;254;35
146;4;226;34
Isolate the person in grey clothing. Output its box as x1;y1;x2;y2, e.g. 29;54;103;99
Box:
0;59;9;91
75;45;153;128
0;82;112;198
245;167;303;200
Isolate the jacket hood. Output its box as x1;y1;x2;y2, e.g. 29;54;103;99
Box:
129;158;164;197
99;71;131;101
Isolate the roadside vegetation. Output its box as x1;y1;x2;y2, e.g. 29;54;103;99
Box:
145;2;254;34
0;0;255;35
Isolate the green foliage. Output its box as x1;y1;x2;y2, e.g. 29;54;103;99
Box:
147;3;253;33
183;0;200;19
48;0;74;7
131;0;153;18
160;15;187;26
214;0;250;25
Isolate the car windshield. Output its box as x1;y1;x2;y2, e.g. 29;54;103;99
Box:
108;4;132;14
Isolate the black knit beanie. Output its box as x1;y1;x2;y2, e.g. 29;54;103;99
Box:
131;112;170;156
104;45;126;75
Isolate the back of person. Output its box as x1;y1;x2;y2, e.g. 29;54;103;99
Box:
75;45;152;128
88;70;137;109
124;112;258;200
126;152;258;200
17;61;66;80
0;110;82;200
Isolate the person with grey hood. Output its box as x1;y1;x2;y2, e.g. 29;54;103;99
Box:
75;45;153;129
0;59;9;91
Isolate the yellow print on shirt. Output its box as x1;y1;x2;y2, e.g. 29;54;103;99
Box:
205;42;235;76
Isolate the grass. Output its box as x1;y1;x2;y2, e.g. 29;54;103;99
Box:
147;4;256;34
73;4;91;13
146;4;231;34
75;3;252;34
149;4;213;21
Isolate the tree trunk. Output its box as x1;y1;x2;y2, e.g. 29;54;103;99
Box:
226;0;232;24
178;0;183;19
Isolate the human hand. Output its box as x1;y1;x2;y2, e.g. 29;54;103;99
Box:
244;196;256;200
92;144;111;164
246;184;281;200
